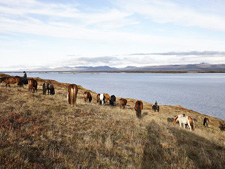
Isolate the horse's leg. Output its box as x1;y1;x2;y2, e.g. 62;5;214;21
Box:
179;122;182;128
188;121;192;131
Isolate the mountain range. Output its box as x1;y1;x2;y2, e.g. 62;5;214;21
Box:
3;63;225;73
29;64;225;72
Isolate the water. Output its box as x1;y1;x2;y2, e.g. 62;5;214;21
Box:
6;72;225;120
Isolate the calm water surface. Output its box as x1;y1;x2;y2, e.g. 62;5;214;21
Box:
7;72;225;120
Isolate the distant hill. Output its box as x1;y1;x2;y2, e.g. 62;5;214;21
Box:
121;64;225;72
2;64;225;73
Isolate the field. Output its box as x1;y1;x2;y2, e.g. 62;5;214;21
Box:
0;74;225;168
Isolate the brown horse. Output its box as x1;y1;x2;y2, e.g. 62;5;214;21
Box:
104;93;110;103
68;84;78;106
28;79;38;93
134;101;143;118
0;76;21;87
83;91;92;102
97;93;100;103
119;98;127;109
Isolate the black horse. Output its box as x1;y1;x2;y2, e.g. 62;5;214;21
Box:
18;72;28;87
110;95;116;106
203;117;209;127
152;101;160;112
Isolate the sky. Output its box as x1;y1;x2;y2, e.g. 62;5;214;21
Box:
1;0;225;70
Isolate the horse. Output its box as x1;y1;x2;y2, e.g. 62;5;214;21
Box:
173;114;194;131
203;117;209;127
152;101;159;112
83;91;92;103
134;101;143;118
18;76;28;87
43;82;55;95
104;93;110;103
28;79;38;93
0;76;21;87
100;94;105;105
48;83;55;95
67;84;78;106
119;98;127;109
110;95;116;106
97;94;100;103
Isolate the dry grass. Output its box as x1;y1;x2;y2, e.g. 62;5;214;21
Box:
0;74;225;169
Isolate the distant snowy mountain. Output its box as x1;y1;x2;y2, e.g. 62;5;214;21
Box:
6;64;225;72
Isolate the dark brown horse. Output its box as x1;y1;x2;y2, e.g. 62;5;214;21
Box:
0;76;21;87
152;101;159;112
203;117;209;127
43;82;55;95
134;101;143;118
28;79;38;93
83;91;92;102
119;98;127;109
68;84;78;106
97;93;100;103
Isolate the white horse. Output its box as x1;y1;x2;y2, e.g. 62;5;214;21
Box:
173;114;194;131
99;94;105;105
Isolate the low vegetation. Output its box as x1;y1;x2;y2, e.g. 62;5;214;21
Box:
0;74;225;168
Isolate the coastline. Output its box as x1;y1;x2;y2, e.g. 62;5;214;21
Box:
1;70;225;74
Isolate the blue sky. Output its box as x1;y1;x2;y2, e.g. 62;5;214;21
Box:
1;0;225;70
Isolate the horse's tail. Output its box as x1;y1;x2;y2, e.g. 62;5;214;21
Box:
188;116;194;131
137;103;141;118
89;94;92;102
68;86;75;106
43;82;46;94
72;87;75;105
71;86;77;106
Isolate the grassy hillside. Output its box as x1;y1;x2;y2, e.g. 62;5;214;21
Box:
0;74;225;168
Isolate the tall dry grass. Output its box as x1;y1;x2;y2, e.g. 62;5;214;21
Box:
0;75;225;168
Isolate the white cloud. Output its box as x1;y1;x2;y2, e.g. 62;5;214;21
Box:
1;0;225;70
112;0;225;32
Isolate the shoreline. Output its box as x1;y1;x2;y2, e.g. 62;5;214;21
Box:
1;70;225;74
